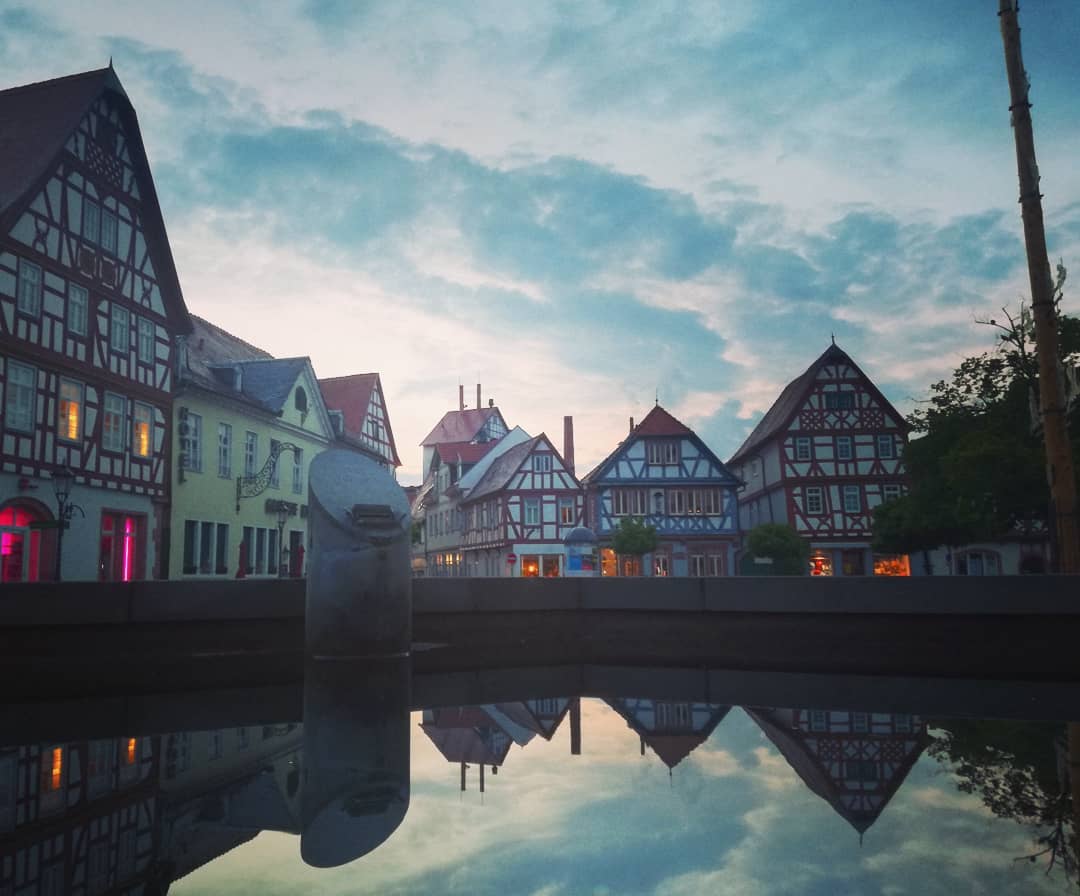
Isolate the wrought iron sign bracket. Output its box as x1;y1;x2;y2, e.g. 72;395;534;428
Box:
236;442;302;512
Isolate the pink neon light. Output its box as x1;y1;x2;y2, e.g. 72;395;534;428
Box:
121;516;134;582
1;532;11;556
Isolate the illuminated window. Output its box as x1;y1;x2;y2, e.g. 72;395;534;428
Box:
68;283;88;336
646;440;679;465
137;317;154;363
110;304;129;353
124;737;137;765
102;392;125;452
794;437;812;461
41;746;64;792
835;435;853;460
559;497;574;525
58;379;82;442
4;361;36;432
17;259;42;316
133;403;152;457
521;555;540;577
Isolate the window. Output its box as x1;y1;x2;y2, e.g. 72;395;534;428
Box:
268;528;279;575
809;710;828;732
667;490;687;515
215;523;229;574
137;317;155;363
794;437;812;461
894;714;913;733
184;413;203;472
842;485;861;513
4;361;36;432
532;454;552;472
877;434;895;459
524;498;540;526
956;550;1000;576
133;403;152;457
270;440;281;488
83;197;101;243
825;391;856;410
199;521;213;573
100;208;118;255
805;486;824;515
58;378;83;442
218;423;232;478
612;488;646;516
845;759;878;782
292;448;303;494
255;528;267;573
87;841;109;896
646;440;679;465
244;432;258;477
110;304;130;353
835;435;853;460
68;283;88;335
882;484;902;502
103;392;125;452
16;259;42;316
852;712;869;732
559;497;574;525
708;554;724;576
690;554;706;576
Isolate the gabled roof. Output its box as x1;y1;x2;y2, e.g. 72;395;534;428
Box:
464;436;543;501
582;404;737;485
456;426;533;493
729;343;907;464
227;358;310;413
0;66;191;334
318;373;402;466
421;407;501;446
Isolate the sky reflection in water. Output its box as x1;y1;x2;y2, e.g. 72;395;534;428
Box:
171;701;1072;896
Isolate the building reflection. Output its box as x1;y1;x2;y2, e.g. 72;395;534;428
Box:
746;708;930;836
606;699;732;770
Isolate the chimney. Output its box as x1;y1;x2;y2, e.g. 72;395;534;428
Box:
476;383;482;409
563;415;575;475
459;384;464;411
488;398;493;408
629;416;635;433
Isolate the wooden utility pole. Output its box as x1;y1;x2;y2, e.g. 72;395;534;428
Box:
998;0;1079;576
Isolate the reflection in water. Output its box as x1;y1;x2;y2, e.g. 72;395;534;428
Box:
0;683;1075;893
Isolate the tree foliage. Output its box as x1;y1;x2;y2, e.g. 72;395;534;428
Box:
873;264;1080;555
610;517;658;558
928;720;1075;881
744;523;810;575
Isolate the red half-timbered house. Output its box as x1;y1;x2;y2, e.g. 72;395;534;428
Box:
459;433;584;577
728;343;909;576
0;67;191;582
318;373;402;473
746;708;929;836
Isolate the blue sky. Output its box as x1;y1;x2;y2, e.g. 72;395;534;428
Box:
2;1;1078;483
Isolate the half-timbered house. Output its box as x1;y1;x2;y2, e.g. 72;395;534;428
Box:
0;736;158;894
746;708;929;835
582;405;740;577
169;316;335;580
459;432;584;577
605;698;731;771
318;373;402;473
0;67;192;581
728;343;909;576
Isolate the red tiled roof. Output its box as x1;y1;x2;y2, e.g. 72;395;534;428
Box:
632;404;695;437
318;373;401;467
421;408;498;446
435;441;496;465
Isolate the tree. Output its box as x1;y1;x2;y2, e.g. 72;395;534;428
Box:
743;523;809;575
873;270;1079;557
610;517;657;560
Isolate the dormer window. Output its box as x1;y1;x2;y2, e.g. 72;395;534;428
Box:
295;386;308;414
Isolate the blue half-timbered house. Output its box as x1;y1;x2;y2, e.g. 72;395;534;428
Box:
582;405;741;576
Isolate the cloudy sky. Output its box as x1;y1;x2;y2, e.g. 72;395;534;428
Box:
3;1;1079;483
